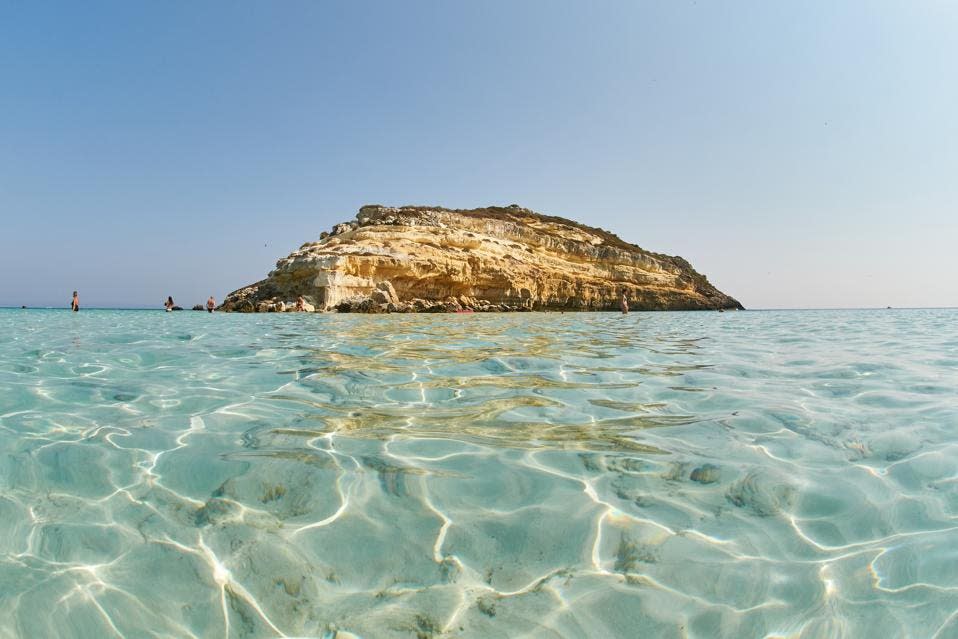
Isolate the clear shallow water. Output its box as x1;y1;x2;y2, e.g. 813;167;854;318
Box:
0;308;956;639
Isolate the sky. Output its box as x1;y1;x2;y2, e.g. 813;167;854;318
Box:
1;1;956;309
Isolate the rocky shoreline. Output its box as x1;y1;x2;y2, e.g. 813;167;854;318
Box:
221;204;743;313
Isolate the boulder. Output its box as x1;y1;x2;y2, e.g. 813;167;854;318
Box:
376;281;399;304
331;223;355;236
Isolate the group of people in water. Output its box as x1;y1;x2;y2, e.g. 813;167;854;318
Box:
162;295;307;311
164;296;217;312
68;292;217;312
70;292;629;313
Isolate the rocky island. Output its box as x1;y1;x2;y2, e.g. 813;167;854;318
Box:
220;204;742;313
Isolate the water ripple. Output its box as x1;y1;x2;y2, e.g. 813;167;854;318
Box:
0;308;956;638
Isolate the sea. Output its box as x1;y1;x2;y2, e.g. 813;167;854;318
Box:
0;308;955;638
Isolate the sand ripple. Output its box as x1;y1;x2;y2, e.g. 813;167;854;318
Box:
0;308;956;637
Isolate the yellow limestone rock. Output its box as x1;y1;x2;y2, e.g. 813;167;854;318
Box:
221;204;742;312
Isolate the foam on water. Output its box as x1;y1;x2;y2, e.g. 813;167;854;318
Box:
0;308;955;638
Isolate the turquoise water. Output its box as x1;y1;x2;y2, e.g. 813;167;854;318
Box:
1;308;956;638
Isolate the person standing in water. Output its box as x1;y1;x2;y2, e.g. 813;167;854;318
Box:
620;288;629;314
206;296;216;313
165;296;175;312
71;291;79;312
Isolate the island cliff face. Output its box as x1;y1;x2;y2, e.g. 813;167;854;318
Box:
220;205;743;313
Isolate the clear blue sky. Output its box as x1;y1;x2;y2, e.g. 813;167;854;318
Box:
2;1;955;309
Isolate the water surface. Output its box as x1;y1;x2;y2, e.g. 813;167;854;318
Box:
0;308;956;638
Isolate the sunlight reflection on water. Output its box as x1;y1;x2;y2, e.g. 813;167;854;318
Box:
0;308;956;638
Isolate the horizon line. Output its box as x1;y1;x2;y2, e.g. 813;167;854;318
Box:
2;305;956;312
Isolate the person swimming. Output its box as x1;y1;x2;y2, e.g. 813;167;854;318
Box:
71;291;79;312
165;296;175;312
620;288;629;315
206;296;216;313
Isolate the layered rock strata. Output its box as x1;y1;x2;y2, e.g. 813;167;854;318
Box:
221;204;742;313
